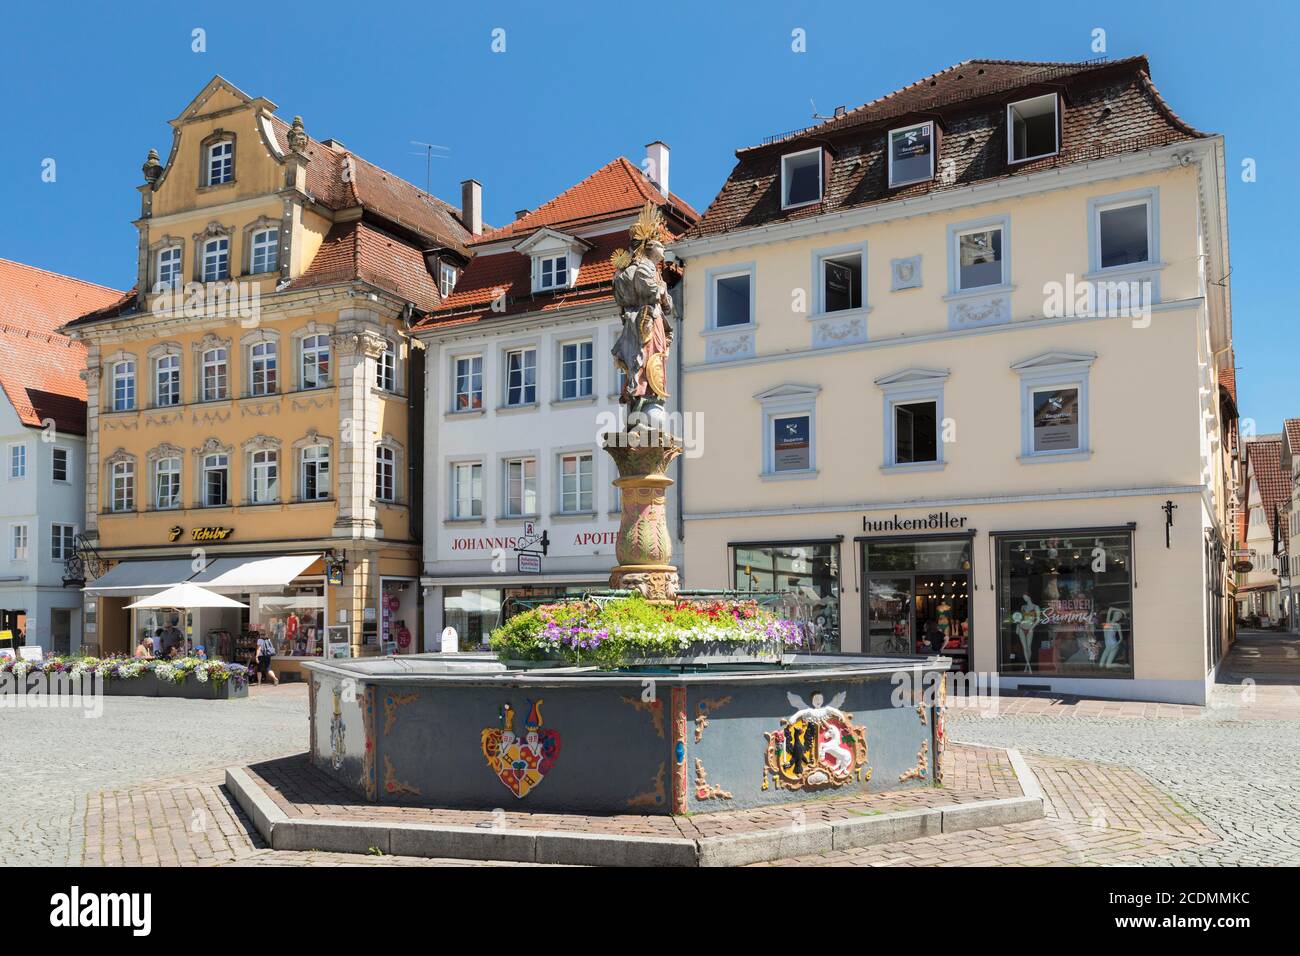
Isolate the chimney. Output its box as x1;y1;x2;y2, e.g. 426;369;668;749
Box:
461;179;482;236
320;138;347;151
515;209;530;221
645;141;670;197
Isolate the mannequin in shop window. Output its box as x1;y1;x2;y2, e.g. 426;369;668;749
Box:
1012;594;1042;672
1100;607;1126;667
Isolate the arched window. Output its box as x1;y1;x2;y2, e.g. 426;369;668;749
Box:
250;449;279;504
202;237;230;282
250;227;279;274
375;445;396;502
300;445;331;501
250;341;277;396
202;453;229;507
301;334;330;389
111;360;136;412
201;348;229;402
110;460;135;512
376;341;397;392
155;457;181;510
205;139;234;186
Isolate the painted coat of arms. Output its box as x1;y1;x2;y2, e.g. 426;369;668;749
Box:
481;700;561;798
764;691;869;791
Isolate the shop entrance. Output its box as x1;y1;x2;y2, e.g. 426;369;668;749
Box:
859;534;973;670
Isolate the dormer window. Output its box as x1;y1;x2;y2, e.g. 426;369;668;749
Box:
439;261;458;297
780;147;823;208
1007;94;1059;164
887;122;935;188
538;254;568;291
206;139;234;186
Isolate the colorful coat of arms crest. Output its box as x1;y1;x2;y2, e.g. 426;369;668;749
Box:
481;700;561;798
763;691;869;791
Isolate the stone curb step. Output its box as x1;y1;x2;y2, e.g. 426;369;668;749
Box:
224;750;1044;867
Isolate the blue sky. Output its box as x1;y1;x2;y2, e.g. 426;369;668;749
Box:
1;0;1295;431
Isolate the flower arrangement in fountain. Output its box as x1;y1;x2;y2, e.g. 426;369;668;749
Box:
489;595;807;666
0;655;249;689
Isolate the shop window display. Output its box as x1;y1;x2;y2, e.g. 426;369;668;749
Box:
996;531;1133;677
733;542;841;651
254;586;325;659
862;537;971;667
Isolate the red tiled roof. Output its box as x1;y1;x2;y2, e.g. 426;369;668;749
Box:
413;158;698;332
0;259;123;434
1219;365;1237;405
478;157;698;243
687;57;1206;240
267;117;471;256
1246;439;1290;550
288;221;441;313
1283;419;1300;457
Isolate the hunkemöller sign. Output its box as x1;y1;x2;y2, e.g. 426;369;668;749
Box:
862;512;968;533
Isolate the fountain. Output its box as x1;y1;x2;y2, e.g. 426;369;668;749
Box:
304;204;949;815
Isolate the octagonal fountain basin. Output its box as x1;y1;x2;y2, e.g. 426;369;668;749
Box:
304;653;950;816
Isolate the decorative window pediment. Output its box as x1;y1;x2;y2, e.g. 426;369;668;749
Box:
753;383;822;403
874;367;951;391
192;332;233;354
1010;351;1097;376
146;442;186;464
192;437;233;458
104;447;135;468
240;433;282;454
292;428;333;451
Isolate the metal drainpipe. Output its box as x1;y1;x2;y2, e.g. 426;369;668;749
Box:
672;272;685;567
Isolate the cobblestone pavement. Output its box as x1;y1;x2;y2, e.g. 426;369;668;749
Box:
761;631;1300;866
0;684;309;867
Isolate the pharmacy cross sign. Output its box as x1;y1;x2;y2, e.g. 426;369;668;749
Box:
514;521;549;575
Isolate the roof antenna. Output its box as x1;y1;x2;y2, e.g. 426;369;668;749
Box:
408;141;450;196
809;98;842;122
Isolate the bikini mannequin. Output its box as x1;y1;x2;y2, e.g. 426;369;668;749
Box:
1100;607;1126;667
1013;594;1041;672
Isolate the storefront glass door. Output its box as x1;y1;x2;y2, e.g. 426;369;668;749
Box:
866;577;912;655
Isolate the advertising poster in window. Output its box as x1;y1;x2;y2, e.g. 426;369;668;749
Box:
1033;388;1080;451
890;124;932;183
773;415;810;471
824;259;855;311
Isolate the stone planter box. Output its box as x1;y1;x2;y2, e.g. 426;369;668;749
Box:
518;640;787;669
100;674;159;697
156;677;248;700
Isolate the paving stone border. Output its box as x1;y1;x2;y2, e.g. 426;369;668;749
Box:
225;747;1045;867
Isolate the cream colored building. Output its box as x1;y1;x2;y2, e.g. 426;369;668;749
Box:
672;58;1235;704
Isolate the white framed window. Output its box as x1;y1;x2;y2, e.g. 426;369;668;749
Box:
250;449;279;504
201;348;229;402
559;341;593;400
707;266;755;329
155;245;183;291
249;227;279;274
558;453;594;514
452;461;483;519
155;354;181;407
1007;93;1059;164
439;262;458;297
505;348;537;406
51;523;76;562
52;447;69;483
1088;189;1158;272
875;368;949;471
537;254;569;291
250;341;277;396
780;147;823;208
8;444;26;479
1011;351;1095;461
112;360;136;411
206;140;234;186
949;219;1009;292
887;121;936;188
300;445;331;500
504;457;537;517
755;384;821;477
454;355;483;410
202;237;230;282
10;524;28;561
155;457;181;510
110;460;134;513
202;453;229;507
300;334;330;389
376;342;397;393
376;445;397;503
812;243;866;315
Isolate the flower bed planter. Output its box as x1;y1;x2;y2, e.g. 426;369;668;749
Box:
100;673;159;697
156;676;248;700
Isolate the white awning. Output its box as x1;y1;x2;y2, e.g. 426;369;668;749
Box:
83;559;199;596
190;553;321;592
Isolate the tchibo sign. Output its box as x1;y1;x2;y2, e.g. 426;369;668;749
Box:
49;887;151;936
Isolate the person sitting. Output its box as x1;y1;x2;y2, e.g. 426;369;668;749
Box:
134;636;154;659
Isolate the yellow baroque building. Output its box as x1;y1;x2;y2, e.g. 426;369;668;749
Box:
61;77;475;673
